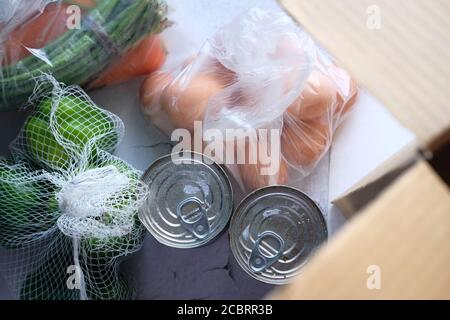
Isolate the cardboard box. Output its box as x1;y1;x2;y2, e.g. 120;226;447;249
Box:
272;0;450;299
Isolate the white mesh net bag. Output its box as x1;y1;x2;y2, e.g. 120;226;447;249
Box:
0;76;148;300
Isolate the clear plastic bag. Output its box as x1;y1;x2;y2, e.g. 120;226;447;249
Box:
140;8;358;192
0;0;169;112
0;75;148;300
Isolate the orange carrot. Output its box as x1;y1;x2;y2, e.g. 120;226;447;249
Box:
2;1;96;66
2;3;70;65
2;1;165;88
89;35;167;89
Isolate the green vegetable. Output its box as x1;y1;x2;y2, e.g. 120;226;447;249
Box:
21;248;132;300
5;84;146;299
0;0;168;111
80;157;145;300
20;237;79;300
0;160;59;247
24;94;119;171
82;233;141;300
20;232;133;300
80;226;144;300
84;157;145;255
18;157;144;300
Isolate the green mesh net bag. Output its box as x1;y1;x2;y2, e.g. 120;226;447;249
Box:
0;76;148;300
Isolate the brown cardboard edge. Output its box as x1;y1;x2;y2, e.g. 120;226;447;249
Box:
269;160;450;299
428;127;450;154
273;0;450;299
278;0;450;152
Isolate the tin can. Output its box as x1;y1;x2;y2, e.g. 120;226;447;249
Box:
229;185;327;284
139;151;233;248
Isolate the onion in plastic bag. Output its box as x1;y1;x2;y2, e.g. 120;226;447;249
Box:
140;8;358;192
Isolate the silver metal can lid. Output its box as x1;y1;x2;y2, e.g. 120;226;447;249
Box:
229;186;327;284
139;152;233;248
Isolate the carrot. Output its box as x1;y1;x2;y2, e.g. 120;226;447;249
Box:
2;3;70;65
2;1;165;89
89;35;167;89
1;1;97;66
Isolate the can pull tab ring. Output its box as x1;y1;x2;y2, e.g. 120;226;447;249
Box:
176;197;211;240
249;231;285;273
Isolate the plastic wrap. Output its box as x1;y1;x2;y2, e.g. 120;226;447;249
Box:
0;76;148;300
140;8;358;192
0;0;168;112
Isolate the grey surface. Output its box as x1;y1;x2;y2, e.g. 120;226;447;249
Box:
126;232;273;300
0;111;30;157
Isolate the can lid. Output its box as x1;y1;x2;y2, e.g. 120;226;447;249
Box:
139;152;233;248
229;186;327;284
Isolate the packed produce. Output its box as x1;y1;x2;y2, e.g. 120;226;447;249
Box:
0;76;148;300
0;0;169;111
89;35;167;89
0;0;362;299
140;8;358;191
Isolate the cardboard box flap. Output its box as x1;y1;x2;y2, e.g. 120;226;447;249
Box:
271;160;450;299
280;0;450;151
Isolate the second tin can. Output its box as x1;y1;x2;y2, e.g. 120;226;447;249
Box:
139;151;233;248
229;186;327;284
